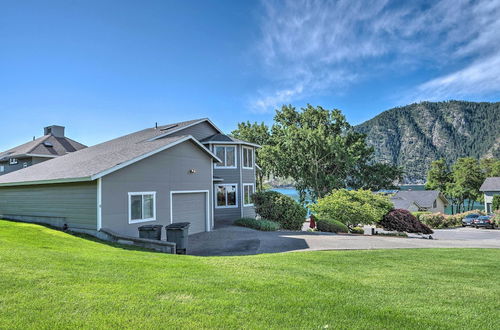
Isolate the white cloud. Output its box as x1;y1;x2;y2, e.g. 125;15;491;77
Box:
251;0;500;112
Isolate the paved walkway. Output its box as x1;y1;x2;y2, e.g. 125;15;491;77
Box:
187;225;500;256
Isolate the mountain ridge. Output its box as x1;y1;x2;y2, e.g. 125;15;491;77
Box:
354;100;500;183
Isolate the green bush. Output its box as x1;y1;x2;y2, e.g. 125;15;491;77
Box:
420;213;446;228
350;226;364;234
493;195;500;211
233;218;280;231
412;211;431;221
309;189;393;227
316;219;349;233
253;191;307;230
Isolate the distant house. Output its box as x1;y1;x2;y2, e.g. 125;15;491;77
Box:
479;177;500;214
391;190;448;213
0;125;86;176
0;118;258;240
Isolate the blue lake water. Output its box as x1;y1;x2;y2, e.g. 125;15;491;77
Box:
272;186;484;214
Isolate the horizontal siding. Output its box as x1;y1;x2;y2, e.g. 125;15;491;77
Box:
0;182;97;229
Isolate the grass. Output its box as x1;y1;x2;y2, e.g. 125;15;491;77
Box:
1;220;499;329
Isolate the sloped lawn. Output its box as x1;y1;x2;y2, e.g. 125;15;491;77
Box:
0;220;499;329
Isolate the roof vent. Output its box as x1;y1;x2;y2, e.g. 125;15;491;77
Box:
43;141;54;147
160;124;178;131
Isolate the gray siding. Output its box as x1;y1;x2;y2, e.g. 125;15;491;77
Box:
172;192;207;234
170;121;219;141
0;182;97;229
101;141;213;238
0;157;33;176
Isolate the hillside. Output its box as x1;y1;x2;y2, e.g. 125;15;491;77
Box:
355;101;500;183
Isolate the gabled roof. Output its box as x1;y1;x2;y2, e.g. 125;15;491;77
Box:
200;134;260;148
0;120;221;187
480;177;500;192
0;135;86;161
147;118;223;142
391;190;448;208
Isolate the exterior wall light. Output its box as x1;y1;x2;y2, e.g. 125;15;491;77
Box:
189;169;196;174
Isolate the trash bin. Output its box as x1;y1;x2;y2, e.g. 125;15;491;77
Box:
138;225;163;240
165;222;190;254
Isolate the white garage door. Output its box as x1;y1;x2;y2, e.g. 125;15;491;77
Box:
170;191;208;235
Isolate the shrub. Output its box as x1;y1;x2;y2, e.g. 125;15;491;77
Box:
380;209;433;234
233;218;280;231
350;226;364;234
420;213;446;228
309;189;393;227
253;191;307;230
316;219;349;233
412;211;431;221
493;195;500;211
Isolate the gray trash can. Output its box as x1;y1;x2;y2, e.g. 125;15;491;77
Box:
165;222;190;254
138;225;163;240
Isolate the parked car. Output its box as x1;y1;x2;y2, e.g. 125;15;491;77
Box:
462;213;480;227
473;215;496;229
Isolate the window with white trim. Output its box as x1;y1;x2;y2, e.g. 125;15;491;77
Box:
0;165;4;172
242;147;254;169
243;184;255;206
214;145;236;168
9;158;18;165
215;184;238;208
128;192;156;223
23;162;28;168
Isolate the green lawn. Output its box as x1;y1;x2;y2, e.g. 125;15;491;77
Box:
0;220;499;329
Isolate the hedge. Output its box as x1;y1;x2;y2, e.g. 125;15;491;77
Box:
316;219;349;233
233;218;281;231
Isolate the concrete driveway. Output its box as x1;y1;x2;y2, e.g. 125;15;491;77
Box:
187;225;500;256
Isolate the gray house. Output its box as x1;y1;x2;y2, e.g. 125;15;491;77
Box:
0;119;258;239
479;177;500;213
391;190;448;213
0;125;86;176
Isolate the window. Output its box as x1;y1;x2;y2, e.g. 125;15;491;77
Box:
433;200;437;208
9;158;18;165
23;162;28;168
243;184;255;206
214;145;236;168
242;147;254;169
0;165;4;172
128;192;156;223
215;184;238;208
486;203;492;214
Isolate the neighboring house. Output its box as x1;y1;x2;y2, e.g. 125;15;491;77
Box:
0;125;86;176
391;190;448;213
479;177;500;214
0;119;258;240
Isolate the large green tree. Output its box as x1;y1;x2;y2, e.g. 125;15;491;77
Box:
448;158;484;212
480;158;500;177
261;104;401;202
425;159;451;192
231;121;271;191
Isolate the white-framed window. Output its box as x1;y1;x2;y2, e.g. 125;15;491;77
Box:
0;165;4;172
242;146;254;169
215;184;238;208
9;158;18;165
128;192;156;224
214;145;237;168
23;162;28;168
243;183;255;206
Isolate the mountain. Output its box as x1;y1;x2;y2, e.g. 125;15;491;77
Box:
355;101;500;183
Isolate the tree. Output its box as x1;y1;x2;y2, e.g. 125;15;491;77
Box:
309;189;394;227
262;104;401;202
231;121;272;191
480;158;500;177
449;158;484;212
425;159;451;193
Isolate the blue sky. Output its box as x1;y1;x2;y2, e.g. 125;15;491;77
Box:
1;0;500;150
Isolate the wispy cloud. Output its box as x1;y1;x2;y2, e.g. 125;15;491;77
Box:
251;0;500;112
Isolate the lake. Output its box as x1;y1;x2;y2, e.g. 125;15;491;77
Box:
272;186;484;215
